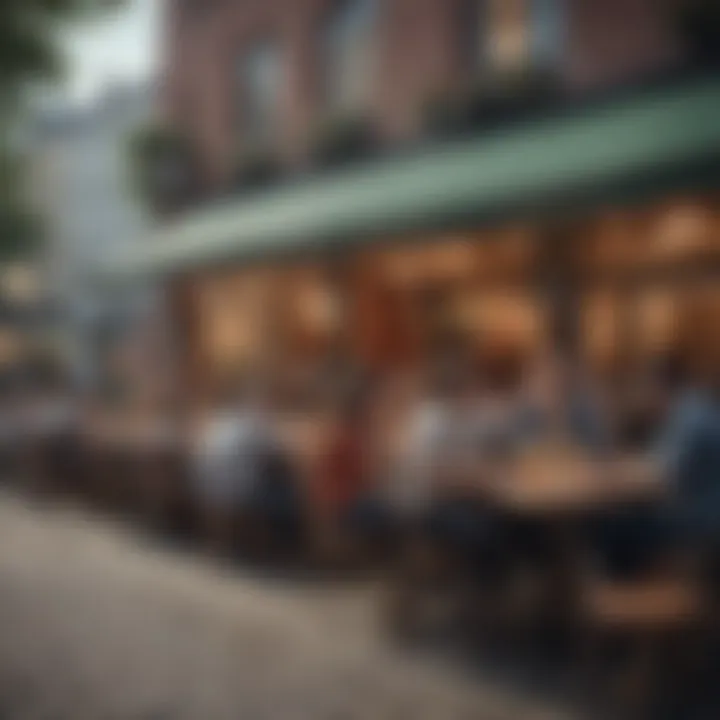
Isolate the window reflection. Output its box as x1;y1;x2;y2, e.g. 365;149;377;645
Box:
462;0;565;74
238;42;283;148
324;0;378;114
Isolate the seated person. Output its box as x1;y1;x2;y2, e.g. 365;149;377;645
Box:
232;378;302;552
245;439;302;553
591;385;720;579
613;354;685;451
500;347;613;566
593;310;720;580
192;375;289;551
513;346;612;456
192;379;250;553
387;358;498;567
311;384;395;551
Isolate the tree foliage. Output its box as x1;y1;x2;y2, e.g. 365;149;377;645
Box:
0;0;124;259
0;0;123;109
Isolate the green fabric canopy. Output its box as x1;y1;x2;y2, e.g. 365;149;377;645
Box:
108;76;720;280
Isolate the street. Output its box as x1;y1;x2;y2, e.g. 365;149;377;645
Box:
0;490;577;720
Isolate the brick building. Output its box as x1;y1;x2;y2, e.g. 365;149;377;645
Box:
162;0;686;188
110;0;720;404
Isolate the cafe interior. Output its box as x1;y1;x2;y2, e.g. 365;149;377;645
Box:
170;194;720;416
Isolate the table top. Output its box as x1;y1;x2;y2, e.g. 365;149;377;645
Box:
79;417;183;451
477;452;663;516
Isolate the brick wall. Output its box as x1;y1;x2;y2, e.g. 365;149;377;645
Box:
162;0;686;189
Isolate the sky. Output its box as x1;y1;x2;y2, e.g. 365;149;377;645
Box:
61;0;160;105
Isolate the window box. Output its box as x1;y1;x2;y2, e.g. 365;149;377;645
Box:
423;66;562;138
310;115;378;168
127;124;199;216
232;149;282;193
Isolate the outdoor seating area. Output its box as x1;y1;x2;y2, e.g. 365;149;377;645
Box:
3;192;720;718
7;392;719;716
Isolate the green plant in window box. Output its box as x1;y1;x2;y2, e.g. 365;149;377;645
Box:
421;87;473;139
232;148;282;192
423;67;561;139
465;66;562;128
310;114;377;168
127;123;198;216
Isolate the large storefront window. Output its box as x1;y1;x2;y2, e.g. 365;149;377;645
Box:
576;199;720;375
181;195;719;406
360;229;543;376
194;271;276;379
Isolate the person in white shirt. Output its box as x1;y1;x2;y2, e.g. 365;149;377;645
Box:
193;378;257;550
193;375;291;555
390;352;498;546
381;352;507;640
195;380;273;507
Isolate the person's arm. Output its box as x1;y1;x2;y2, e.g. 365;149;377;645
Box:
653;394;702;494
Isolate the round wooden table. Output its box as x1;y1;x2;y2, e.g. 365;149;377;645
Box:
481;453;663;518
460;450;666;644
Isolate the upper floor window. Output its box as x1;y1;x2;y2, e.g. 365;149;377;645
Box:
529;0;565;69
461;0;564;75
238;42;283;148
324;0;378;114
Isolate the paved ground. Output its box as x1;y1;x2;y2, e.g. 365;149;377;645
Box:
0;490;580;720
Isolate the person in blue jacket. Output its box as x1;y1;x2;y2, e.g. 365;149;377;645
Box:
595;304;720;579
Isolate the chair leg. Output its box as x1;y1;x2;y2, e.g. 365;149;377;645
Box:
611;634;663;720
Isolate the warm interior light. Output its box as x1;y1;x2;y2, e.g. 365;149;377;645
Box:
383;239;477;285
582;292;619;364
300;285;342;333
655;204;711;255
488;0;529;70
457;291;543;349
635;289;677;354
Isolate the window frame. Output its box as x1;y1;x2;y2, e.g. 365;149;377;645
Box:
321;0;380;116
236;39;285;149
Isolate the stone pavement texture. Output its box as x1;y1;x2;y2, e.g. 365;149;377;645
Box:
0;491;579;720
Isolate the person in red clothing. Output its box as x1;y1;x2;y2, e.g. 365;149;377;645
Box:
314;386;367;515
312;383;392;561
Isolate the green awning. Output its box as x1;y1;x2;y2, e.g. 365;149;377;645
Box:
109;76;720;280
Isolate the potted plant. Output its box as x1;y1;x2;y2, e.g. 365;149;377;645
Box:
422;87;472;139
127;123;198;216
465;65;562;128
310;114;377;168
423;67;562;139
232;147;282;192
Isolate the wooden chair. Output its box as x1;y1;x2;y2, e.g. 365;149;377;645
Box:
383;528;463;642
578;566;708;718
